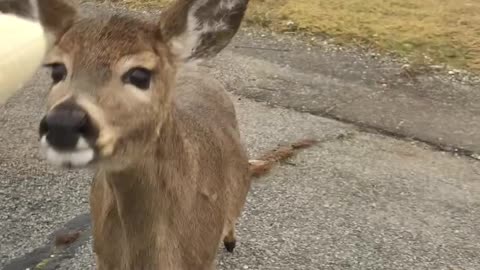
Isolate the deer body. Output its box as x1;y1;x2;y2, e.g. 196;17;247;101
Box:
1;0;316;269
90;71;251;269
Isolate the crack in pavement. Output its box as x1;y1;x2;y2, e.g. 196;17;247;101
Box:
253;97;480;161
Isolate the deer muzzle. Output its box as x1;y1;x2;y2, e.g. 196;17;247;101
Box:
39;101;99;168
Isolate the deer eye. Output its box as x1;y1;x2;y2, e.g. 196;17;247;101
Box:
122;67;152;90
46;63;67;84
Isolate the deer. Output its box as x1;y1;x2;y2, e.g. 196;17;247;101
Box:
2;0;317;269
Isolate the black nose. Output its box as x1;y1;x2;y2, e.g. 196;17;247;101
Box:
39;102;94;151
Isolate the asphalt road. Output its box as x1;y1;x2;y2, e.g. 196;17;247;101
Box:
1;2;480;270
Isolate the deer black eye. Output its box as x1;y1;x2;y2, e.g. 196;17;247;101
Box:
46;63;67;84
122;67;152;90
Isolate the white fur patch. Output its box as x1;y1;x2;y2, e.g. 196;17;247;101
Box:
248;159;267;166
170;2;203;61
218;0;241;13
40;136;95;168
76;137;90;150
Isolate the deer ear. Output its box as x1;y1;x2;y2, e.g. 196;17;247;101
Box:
36;0;78;47
159;0;249;63
0;0;37;19
0;0;78;47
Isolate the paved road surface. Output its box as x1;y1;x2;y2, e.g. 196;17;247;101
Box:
1;2;479;270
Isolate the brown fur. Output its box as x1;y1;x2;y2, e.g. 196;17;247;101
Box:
25;0;315;269
37;0;78;41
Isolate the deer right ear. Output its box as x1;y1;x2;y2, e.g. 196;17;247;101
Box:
159;0;249;64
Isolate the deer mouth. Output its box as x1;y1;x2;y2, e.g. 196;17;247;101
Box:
38;100;100;169
39;135;97;168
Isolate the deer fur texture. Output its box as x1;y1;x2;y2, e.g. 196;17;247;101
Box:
3;0;317;269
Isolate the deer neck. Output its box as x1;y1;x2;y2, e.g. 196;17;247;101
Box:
100;108;191;264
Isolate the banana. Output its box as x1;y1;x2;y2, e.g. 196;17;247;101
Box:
0;13;47;104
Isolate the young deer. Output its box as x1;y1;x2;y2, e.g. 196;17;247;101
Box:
4;0;316;269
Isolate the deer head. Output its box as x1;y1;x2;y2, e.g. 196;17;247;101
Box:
36;0;249;169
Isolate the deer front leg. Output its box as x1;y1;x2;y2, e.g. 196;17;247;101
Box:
94;252;122;270
223;219;237;253
94;254;102;270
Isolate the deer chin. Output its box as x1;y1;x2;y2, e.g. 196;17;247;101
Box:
39;136;96;169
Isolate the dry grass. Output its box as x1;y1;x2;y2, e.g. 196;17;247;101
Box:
106;0;480;72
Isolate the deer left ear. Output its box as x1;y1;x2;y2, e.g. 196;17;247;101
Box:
159;0;250;63
36;0;78;47
0;0;78;48
0;0;37;19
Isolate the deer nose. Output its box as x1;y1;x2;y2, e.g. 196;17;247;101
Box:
39;103;91;151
